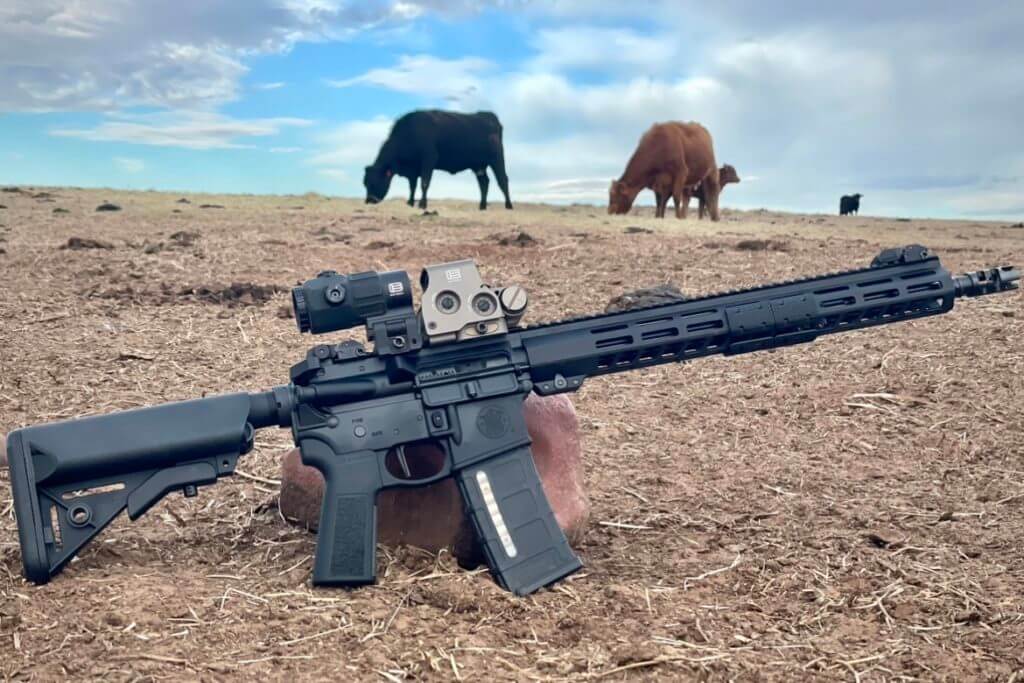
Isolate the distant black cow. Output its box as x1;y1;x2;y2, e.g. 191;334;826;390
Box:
839;193;863;216
363;110;512;210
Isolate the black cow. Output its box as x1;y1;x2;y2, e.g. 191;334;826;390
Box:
839;193;863;216
363;110;512;210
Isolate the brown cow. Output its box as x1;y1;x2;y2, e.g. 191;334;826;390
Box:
608;121;720;220
693;164;739;219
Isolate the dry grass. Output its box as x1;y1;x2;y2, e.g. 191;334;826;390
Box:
1;186;1022;681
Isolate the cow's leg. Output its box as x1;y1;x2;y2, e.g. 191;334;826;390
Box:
418;158;436;210
673;178;689;219
475;168;490;210
656;189;671;218
655;190;664;217
704;176;722;222
407;175;418;207
678;188;692;219
490;156;513;209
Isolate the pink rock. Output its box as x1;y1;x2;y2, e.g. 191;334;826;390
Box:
278;393;589;561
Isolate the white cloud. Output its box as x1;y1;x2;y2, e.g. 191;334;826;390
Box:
253;81;287;90
53;111;313;150
308;116;394;168
270;146;303;153
318;168;349;181
327;54;494;100
113;157;145;173
0;0;507;111
528;27;683;75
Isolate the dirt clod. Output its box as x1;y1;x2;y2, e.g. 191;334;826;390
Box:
311;227;350;242
497;231;537;247
366;240;395;249
624;226;654;234
199;203;225;209
180;282;282;306
62;236;115;250
605;284;686;313
168;230;200;247
735;238;790;251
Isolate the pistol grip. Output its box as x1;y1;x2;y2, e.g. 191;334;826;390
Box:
456;446;582;596
300;441;382;586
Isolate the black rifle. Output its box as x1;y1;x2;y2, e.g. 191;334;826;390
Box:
5;245;1018;595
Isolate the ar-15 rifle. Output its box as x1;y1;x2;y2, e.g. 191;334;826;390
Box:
5;245;1018;595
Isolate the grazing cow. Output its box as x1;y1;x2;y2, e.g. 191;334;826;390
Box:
363;109;512;210
840;193;863;215
693;164;740;219
609;121;720;220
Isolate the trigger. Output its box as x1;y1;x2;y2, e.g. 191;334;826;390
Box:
396;445;412;479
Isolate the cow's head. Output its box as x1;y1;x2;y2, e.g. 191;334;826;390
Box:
719;164;740;186
608;180;636;215
853;193;863;200
363;165;394;204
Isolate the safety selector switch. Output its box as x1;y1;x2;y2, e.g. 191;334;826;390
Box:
428;409;448;433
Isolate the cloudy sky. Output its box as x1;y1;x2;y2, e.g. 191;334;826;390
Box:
2;1;1022;218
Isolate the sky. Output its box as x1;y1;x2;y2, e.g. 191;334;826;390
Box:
1;1;1023;219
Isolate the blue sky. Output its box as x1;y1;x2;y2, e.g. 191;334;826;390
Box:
2;1;1023;219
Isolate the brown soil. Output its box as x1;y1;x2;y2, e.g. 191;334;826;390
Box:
1;188;1022;681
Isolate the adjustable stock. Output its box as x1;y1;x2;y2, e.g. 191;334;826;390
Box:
6;393;264;583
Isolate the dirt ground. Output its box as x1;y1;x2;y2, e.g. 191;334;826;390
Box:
0;187;1022;681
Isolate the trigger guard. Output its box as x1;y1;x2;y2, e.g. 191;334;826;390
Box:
378;447;452;488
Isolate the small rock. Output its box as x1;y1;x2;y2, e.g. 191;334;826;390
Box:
1010;222;1024;229
421;210;438;216
366;240;394;249
605;284;687;313
0;205;6;209
624;226;653;234
277;304;294;319
199;203;224;209
176;198;191;204
172;209;182;213
52;207;69;214
61;237;115;250
95;202;121;212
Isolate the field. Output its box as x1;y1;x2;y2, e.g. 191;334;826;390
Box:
0;187;1022;681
